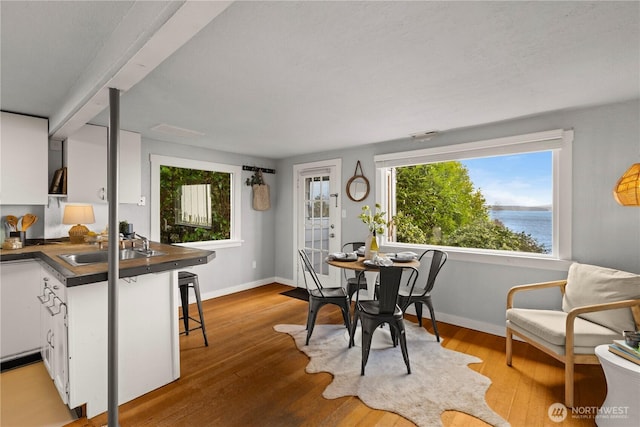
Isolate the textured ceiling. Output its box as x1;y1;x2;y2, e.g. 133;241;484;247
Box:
2;1;639;159
0;1;135;118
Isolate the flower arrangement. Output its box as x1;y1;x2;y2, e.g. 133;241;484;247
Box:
359;203;386;234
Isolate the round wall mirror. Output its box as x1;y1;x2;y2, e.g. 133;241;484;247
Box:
346;175;370;201
346;161;370;202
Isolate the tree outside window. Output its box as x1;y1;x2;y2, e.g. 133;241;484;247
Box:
391;156;550;254
160;165;231;244
376;128;572;259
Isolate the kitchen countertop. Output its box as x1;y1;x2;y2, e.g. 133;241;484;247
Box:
0;240;215;287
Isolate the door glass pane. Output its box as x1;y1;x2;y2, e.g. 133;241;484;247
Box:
303;175;330;275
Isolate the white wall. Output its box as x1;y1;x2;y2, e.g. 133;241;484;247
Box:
274;99;640;335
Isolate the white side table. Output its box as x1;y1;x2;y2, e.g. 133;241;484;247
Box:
594;344;640;427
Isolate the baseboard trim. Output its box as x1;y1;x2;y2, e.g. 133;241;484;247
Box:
274;276;296;287
199;277;276;301
1;351;42;372
434;312;507;337
402;306;506;338
197;278;509;339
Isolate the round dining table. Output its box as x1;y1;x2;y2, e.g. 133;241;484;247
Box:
326;254;420;301
327;254;420;349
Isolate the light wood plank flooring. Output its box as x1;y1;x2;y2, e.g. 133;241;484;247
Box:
56;283;606;426
1;361;77;427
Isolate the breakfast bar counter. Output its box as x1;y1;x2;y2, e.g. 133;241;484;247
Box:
0;240;215;286
0;241;215;418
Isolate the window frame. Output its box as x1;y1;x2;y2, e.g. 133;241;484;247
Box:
150;154;242;249
374;129;573;270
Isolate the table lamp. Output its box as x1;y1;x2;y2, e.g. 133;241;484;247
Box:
63;204;95;243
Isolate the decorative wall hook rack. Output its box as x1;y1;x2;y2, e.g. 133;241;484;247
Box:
242;165;276;174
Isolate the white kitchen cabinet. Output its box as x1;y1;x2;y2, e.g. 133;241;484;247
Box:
38;268;68;404
65;124;141;204
65;124;107;203
65;271;178;417
0;112;48;205
40;284;53;377
0;260;42;362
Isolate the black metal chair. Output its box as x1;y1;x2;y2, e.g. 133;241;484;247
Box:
178;271;209;346
349;265;416;375
298;249;352;345
342;241;366;301
397;249;447;342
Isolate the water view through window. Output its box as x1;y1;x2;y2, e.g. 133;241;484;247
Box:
489;209;552;251
462;151;552;253
390;151;553;254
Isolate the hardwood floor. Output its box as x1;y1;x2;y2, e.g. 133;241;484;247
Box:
1;361;77;427
66;283;606;427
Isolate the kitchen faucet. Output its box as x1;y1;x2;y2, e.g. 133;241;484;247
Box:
134;233;150;252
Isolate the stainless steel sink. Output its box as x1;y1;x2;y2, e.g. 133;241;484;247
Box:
59;249;165;267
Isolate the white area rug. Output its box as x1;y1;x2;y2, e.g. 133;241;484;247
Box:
274;323;509;427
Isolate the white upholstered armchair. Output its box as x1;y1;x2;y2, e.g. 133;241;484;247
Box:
506;262;640;407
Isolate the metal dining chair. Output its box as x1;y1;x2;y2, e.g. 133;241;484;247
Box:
342;241;366;301
349;265;416;375
397;249;447;341
298;249;352;345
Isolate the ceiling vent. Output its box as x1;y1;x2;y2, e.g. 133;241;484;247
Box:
410;130;439;141
150;123;205;138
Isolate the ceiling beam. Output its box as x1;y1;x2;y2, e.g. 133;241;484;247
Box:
50;0;233;140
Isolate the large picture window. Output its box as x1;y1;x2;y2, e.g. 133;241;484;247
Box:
150;155;241;248
375;129;573;260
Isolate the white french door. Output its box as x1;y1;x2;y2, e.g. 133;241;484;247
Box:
294;159;341;286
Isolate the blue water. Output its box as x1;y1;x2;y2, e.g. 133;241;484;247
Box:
489;210;552;252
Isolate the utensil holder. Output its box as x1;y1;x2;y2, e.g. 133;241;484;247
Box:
9;231;25;247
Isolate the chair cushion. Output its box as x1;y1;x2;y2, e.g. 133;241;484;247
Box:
562;262;640;334
506;308;621;347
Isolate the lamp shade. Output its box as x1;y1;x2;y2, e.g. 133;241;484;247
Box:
63;205;95;224
63;205;95;243
613;163;640;206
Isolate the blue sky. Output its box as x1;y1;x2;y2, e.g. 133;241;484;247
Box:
460;151;552;207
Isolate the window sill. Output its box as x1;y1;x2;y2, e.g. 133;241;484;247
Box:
382;243;572;271
172;239;243;250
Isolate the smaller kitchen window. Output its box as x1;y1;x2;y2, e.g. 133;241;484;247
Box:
150;155;242;248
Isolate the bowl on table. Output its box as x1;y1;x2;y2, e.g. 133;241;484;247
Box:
623;330;640;349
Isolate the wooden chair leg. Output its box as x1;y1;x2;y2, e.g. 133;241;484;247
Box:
565;358;574;408
506;328;513;366
565;329;575;408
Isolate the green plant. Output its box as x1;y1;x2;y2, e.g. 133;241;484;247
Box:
245;169;265;186
159;165;231;244
359;203;386;234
